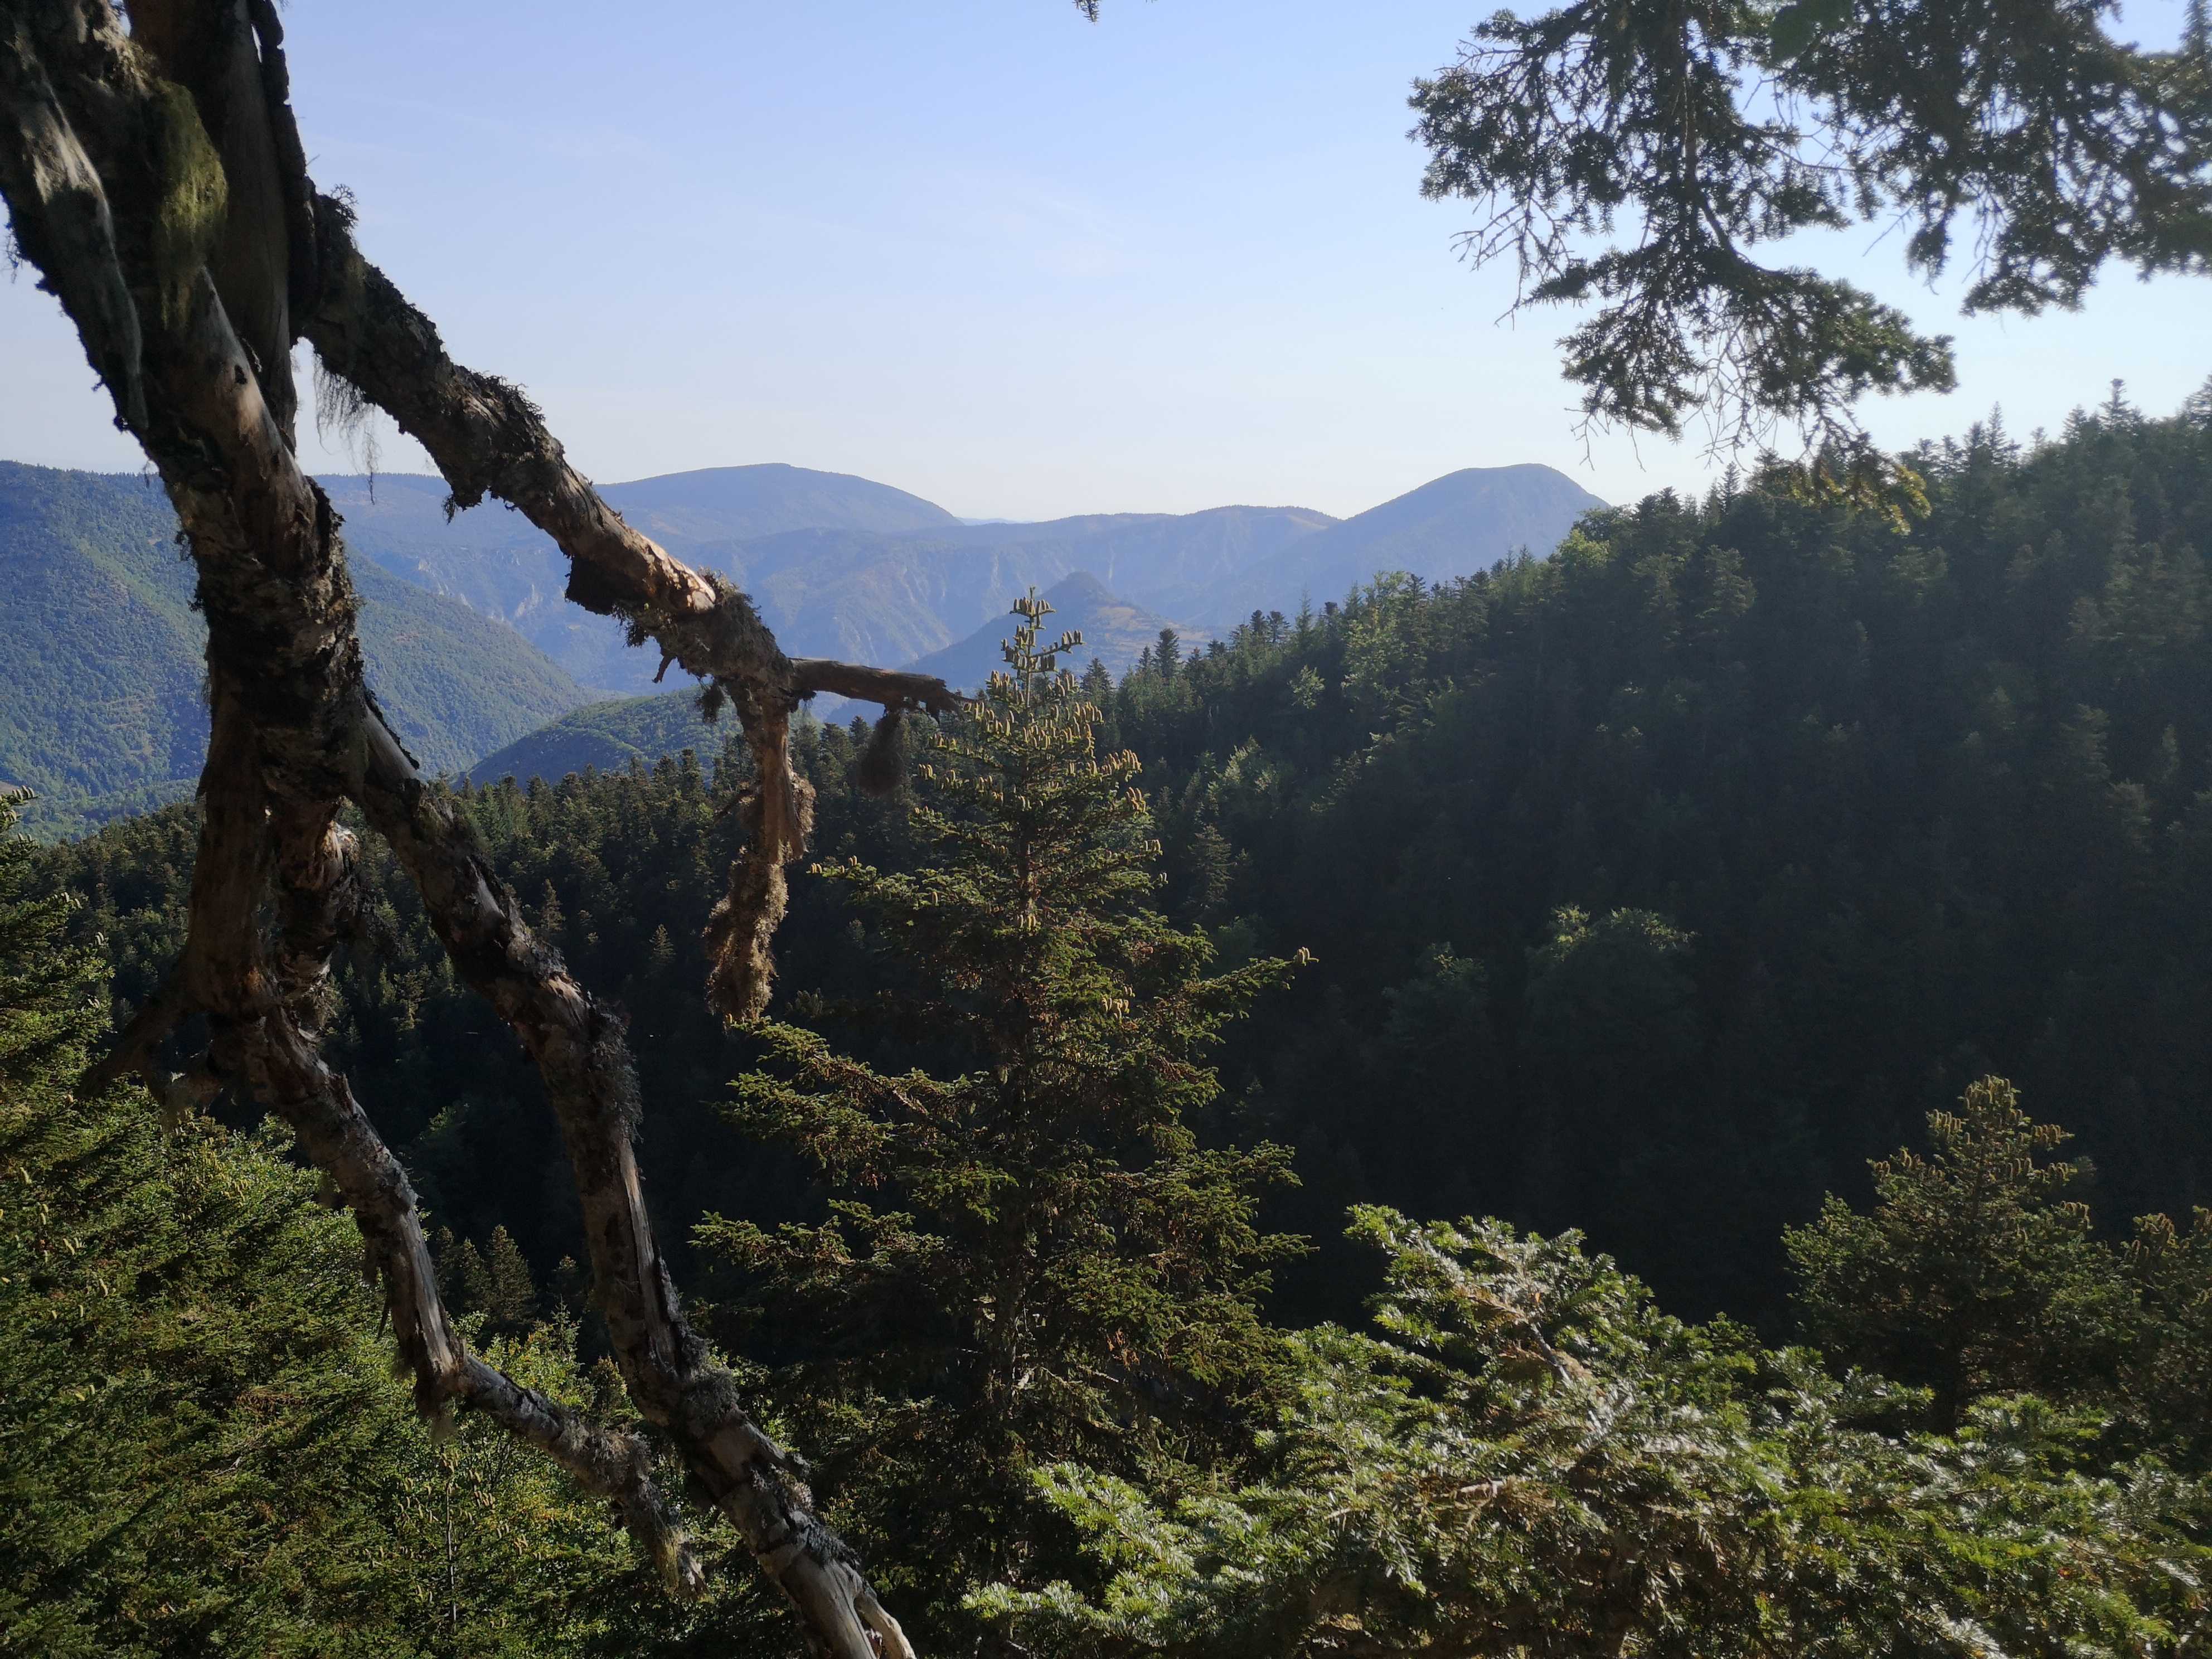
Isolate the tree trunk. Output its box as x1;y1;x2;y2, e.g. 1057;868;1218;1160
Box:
1;2;940;1650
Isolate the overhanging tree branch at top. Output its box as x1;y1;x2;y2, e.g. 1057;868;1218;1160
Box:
1406;0;2212;453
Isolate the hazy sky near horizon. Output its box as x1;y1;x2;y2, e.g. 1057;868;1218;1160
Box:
3;0;2204;521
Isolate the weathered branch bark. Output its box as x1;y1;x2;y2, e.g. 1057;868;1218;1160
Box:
348;701;907;1646
790;659;966;716
129;0;297;439
3;3;915;1648
300;214;779;682
297;209;957;1017
238;0;318;317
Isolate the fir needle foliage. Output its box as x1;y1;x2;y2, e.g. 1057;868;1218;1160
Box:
1407;0;2212;450
1786;1075;2137;1428
697;593;1300;1646
0;798;716;1658
978;1189;2212;1659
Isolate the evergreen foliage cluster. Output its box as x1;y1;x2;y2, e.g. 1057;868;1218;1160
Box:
37;384;2212;1326
979;1192;2212;1657
1407;0;2212;444
0;797;722;1656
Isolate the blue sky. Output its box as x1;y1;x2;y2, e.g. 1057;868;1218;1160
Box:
3;0;2204;520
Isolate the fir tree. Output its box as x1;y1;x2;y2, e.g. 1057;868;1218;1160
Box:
697;593;1298;1645
1153;627;1181;680
1079;656;1113;705
978;1209;2212;1659
1786;1077;2134;1428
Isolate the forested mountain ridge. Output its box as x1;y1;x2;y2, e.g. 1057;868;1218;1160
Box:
465;567;1208;784
4;455;1602;827
0;462;591;838
21;388;2212;1657
1200;463;1607;620
326;463;967;689
8;0;2205;1639
468;692;742;785
43;386;2212;1335
1100;385;2212;1320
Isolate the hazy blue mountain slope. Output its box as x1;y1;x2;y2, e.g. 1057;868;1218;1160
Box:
473;572;1200;784
714;505;1331;668
599;463;960;542
906;573;1201;691
730;528;1089;666
1200;464;1607;619
327;463;964;692
320;473;634;688
911;505;1337;615
0;463;590;836
353;565;591;775
323;460;1594;691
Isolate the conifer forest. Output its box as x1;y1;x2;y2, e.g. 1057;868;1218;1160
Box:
3;0;2211;1654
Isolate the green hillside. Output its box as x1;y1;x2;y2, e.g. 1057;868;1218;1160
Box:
467;691;727;784
0;465;221;837
30;391;2212;1657
0;463;591;837
473;573;1195;785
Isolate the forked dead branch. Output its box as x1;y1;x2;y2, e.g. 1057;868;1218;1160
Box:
0;0;949;1650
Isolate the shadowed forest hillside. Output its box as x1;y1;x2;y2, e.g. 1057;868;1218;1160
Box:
7;0;2209;1642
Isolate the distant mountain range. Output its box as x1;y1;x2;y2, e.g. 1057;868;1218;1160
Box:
0;462;590;836
1200;464;1612;622
2;455;1604;828
331;461;1603;695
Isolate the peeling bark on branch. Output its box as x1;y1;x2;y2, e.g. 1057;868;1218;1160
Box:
348;705;907;1643
297;209;956;1018
0;2;919;1648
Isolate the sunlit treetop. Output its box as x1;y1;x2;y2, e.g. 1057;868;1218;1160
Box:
1408;0;2212;450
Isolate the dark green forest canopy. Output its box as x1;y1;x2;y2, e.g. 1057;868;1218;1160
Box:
21;785;2212;1654
1104;382;2212;1318
40;381;2212;1332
